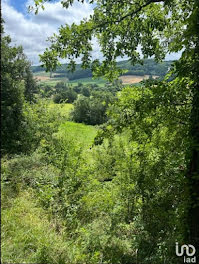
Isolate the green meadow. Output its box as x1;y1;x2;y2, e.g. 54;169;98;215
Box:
57;121;97;147
36;76;106;87
69;77;106;87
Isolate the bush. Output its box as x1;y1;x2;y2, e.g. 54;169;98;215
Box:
81;86;91;97
21;100;62;153
65;88;77;103
53;88;77;104
53;93;63;103
72;92;114;125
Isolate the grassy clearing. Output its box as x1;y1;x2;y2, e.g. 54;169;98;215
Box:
57;121;97;148
1;190;69;264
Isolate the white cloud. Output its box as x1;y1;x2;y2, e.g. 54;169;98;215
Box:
2;0;95;65
2;0;180;65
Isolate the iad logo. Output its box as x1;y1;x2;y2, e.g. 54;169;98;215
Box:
176;242;196;263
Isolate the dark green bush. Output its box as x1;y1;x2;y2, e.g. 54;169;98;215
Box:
71;92;114;125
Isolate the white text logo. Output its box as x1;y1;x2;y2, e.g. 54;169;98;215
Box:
176;242;196;263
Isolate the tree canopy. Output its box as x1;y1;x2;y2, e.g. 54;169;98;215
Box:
1;28;39;154
1;33;27;153
33;0;195;78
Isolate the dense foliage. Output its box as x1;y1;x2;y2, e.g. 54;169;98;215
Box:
53;82;77;103
36;0;199;253
71;91;114;125
2;77;192;263
1;33;38;154
44;80;122;125
2;0;199;263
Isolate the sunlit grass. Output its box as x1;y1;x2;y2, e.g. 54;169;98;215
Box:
1;190;69;264
57;121;97;148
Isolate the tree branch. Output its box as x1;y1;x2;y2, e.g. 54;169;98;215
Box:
95;0;165;29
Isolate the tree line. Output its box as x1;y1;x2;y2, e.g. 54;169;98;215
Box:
32;59;172;80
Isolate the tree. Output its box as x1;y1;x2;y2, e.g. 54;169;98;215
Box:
55;81;68;93
72;92;114;125
24;65;38;103
72;95;90;124
53;93;63;104
81;86;91;97
33;0;199;254
94;79;192;262
1;33;28;154
53;82;77;103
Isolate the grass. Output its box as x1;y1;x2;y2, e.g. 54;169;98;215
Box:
38;79;68;86
1;100;98;263
1;190;69;264
57;121;97;148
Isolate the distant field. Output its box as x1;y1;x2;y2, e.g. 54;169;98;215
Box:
69;77;106;87
34;71;157;86
35;76;68;86
34;74;106;87
33;71;50;77
119;75;158;84
35;76;51;81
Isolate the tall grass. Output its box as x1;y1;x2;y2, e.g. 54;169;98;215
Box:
2;190;69;264
57;121;97;148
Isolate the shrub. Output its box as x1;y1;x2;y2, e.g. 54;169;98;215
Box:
53;93;63;103
21;100;61;153
72;92;114;125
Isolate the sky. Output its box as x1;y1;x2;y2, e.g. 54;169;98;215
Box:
2;0;181;65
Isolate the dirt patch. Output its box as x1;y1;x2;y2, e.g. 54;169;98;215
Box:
119;75;158;84
34;76;51;81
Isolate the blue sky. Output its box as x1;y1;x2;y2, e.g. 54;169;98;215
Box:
2;0;94;64
2;0;181;65
10;0;27;13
